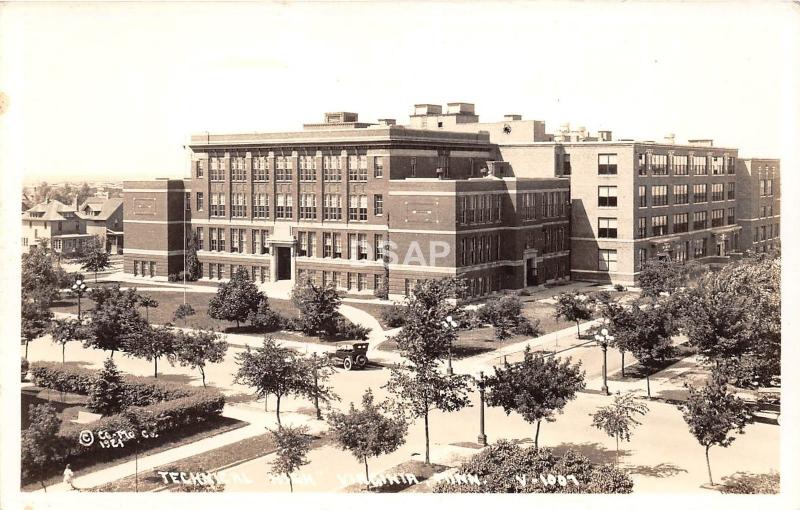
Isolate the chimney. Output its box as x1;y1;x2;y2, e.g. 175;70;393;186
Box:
72;195;80;211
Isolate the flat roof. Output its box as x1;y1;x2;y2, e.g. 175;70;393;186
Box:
498;140;740;151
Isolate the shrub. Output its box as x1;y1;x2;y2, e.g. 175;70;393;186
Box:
29;362;200;407
461;308;484;330
21;357;30;381
513;317;542;337
516;289;531;297
380;305;407;328
614;284;626;292
329;315;371;340
719;472;780;494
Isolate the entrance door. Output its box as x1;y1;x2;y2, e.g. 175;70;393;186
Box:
276;247;292;280
526;259;537;286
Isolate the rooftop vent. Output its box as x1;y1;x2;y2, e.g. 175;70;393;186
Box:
324;112;359;124
504;114;522;121
598;130;613;141
378;118;396;126
446;102;475;115
688;139;714;147
413;104;442;116
664;133;676;144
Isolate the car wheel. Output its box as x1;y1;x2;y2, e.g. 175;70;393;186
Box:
343;357;353;371
356;355;367;368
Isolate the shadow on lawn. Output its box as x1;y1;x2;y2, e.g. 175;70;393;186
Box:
626;462;688;478
550;442;626;465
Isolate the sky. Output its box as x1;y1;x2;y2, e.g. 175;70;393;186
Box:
1;1;798;184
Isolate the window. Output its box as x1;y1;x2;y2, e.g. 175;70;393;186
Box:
253;229;269;254
598;186;617;207
349;195;367;221
652;215;668;236
759;179;766;196
598;249;618;272
323;232;333;258
693;183;707;203
638;186;647;208
253;193;269;218
651;154;668;175
637;248;648;270
725;156;736;174
711;209;724;227
323;194;342;220
727;207;735;225
673;155;689;175
348;234;358;260
711;183;724;202
638;217;647;238
230;228;245;253
727;182;735;200
598;218;618;238
253;156;268;181
357;234;367;260
196;227;204;250
693;238;707;258
276;156;292;181
196;192;204;211
374;194;383;216
196;159;205;178
711;156;724;175
276;194;293;219
374;234;384;261
231;156;246;181
299;155;316;182
374;157;384;178
231;193;247;217
333;233;342;258
692;155;707;175
348;155;367;181
323;155;342;181
298;231;315;257
210;157;225;181
651;185;668;206
693;211;707;230
410;157;416;177
638;153;647;176
437;154;450;178
672;184;688;205
673;213;688;233
149;262;156;277
562;154;571;175
299;193;317;219
210;193;226;217
598;154;618;175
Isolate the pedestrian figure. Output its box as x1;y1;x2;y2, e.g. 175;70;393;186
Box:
63;464;76;490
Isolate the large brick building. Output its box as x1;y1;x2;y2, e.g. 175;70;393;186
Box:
123;113;570;297
736;158;781;253
123;103;779;290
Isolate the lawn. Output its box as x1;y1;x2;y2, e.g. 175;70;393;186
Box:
22;412;247;492
92;432;332;492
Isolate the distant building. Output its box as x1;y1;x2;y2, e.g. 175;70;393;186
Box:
21;196;124;255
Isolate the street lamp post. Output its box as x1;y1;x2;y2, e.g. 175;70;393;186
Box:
443;315;458;375
477;371;487;447
71;279;87;320
594;325;614;396
312;352;321;420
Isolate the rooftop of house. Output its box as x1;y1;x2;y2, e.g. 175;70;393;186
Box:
78;197;123;221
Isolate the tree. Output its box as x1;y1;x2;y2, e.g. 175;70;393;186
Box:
616;301;675;398
680;374;752;486
234;337;336;426
553;292;593;338
88;358;126;416
394;278;466;366
123;324;177;378
269;425;313;493
208;268;264;329
22;246;61;307
247;296;282;331
480;295;525;341
597;299;634;377
50;317;87;364
76;182;93;207
681;255;780;388
385;363;471;464
137;294;159;323
638;258;694;298
80;235;111;282
174;329;228;388
21;404;66;491
290;278;342;336
84;284;146;357
485;347;585;448
590;392;649;464
185;232;201;281
173;303;196;327
21;299;53;359
432;440;633;493
328;389;407;485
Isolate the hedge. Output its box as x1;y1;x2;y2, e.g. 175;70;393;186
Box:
29;362;198;407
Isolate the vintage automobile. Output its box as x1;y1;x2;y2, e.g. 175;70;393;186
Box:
326;342;369;370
